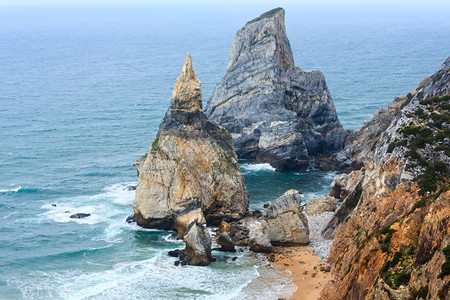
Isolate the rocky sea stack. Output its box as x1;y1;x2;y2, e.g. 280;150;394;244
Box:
205;8;349;171
133;54;248;231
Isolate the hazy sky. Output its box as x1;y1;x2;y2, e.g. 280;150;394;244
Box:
1;0;449;6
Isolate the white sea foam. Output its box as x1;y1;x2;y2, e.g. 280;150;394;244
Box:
39;182;136;228
240;163;275;173
1;212;16;219
30;182;296;300
40;203;102;225
0;185;22;193
8;252;295;300
324;171;337;180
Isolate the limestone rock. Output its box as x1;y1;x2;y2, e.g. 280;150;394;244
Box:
262;189;309;245
322;172;364;239
174;208;206;238
229;189;309;252
216;232;236;252
133;54;248;231
183;221;214;266
305;196;337;216
205;8;349;171
218;220;231;233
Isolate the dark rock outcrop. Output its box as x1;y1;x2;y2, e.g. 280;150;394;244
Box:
133;54;248;231
205;8;349;171
70;213;91;219
215;232;236;252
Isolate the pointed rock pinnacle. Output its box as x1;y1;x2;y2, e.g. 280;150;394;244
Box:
171;53;202;112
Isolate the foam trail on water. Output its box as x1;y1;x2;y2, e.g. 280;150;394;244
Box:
39;182;136;229
0;185;22;193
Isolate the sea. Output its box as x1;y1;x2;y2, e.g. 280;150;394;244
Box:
0;3;449;299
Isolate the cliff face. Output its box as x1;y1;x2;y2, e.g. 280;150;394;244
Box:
133;54;248;230
205;8;349;171
321;57;450;300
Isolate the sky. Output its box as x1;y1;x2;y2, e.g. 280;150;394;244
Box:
1;0;449;6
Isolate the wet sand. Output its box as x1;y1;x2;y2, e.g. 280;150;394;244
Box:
267;246;331;300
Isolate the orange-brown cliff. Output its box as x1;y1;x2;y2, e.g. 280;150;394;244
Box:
321;57;450;300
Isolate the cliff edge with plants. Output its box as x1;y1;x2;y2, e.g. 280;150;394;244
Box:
321;57;450;299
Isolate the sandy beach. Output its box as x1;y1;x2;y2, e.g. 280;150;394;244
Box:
268;246;331;300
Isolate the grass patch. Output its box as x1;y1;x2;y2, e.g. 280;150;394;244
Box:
438;245;450;279
418;162;447;196
418;286;429;299
419;94;450;105
151;136;160;152
379;225;397;253
393;269;411;287
414;108;427;119
432;72;443;83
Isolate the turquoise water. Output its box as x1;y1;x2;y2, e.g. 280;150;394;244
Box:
0;4;449;299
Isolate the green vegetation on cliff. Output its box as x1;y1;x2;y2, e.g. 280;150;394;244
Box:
245;7;283;26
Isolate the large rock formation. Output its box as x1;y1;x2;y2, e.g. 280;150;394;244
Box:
133;54;248;230
321;57;450;299
227;189;310;252
205;8;349;171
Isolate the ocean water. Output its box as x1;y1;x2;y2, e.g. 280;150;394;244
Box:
0;4;449;299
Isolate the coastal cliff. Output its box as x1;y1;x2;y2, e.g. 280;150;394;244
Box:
205;8;349;171
321;57;450;299
133;54;248;230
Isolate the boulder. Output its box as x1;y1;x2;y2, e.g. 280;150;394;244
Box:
262;189;309;245
216;232;236;252
205;8;348;171
133;54;248;230
174;208;206;238
305;196;337;216
218;220;231;233
183;221;214;266
229;189;309;251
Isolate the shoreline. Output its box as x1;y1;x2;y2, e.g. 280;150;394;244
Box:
267;245;331;300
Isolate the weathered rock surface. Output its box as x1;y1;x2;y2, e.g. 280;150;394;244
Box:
215;232;236;252
133;54;248;231
228;189;309;252
174;208;206;238
262;189;309;245
305;196;337;216
183;221;214;266
321;57;450;300
205;8;349;171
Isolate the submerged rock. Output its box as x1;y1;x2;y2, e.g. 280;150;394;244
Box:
133;54;248;232
69;213;91;219
205;8;349;171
